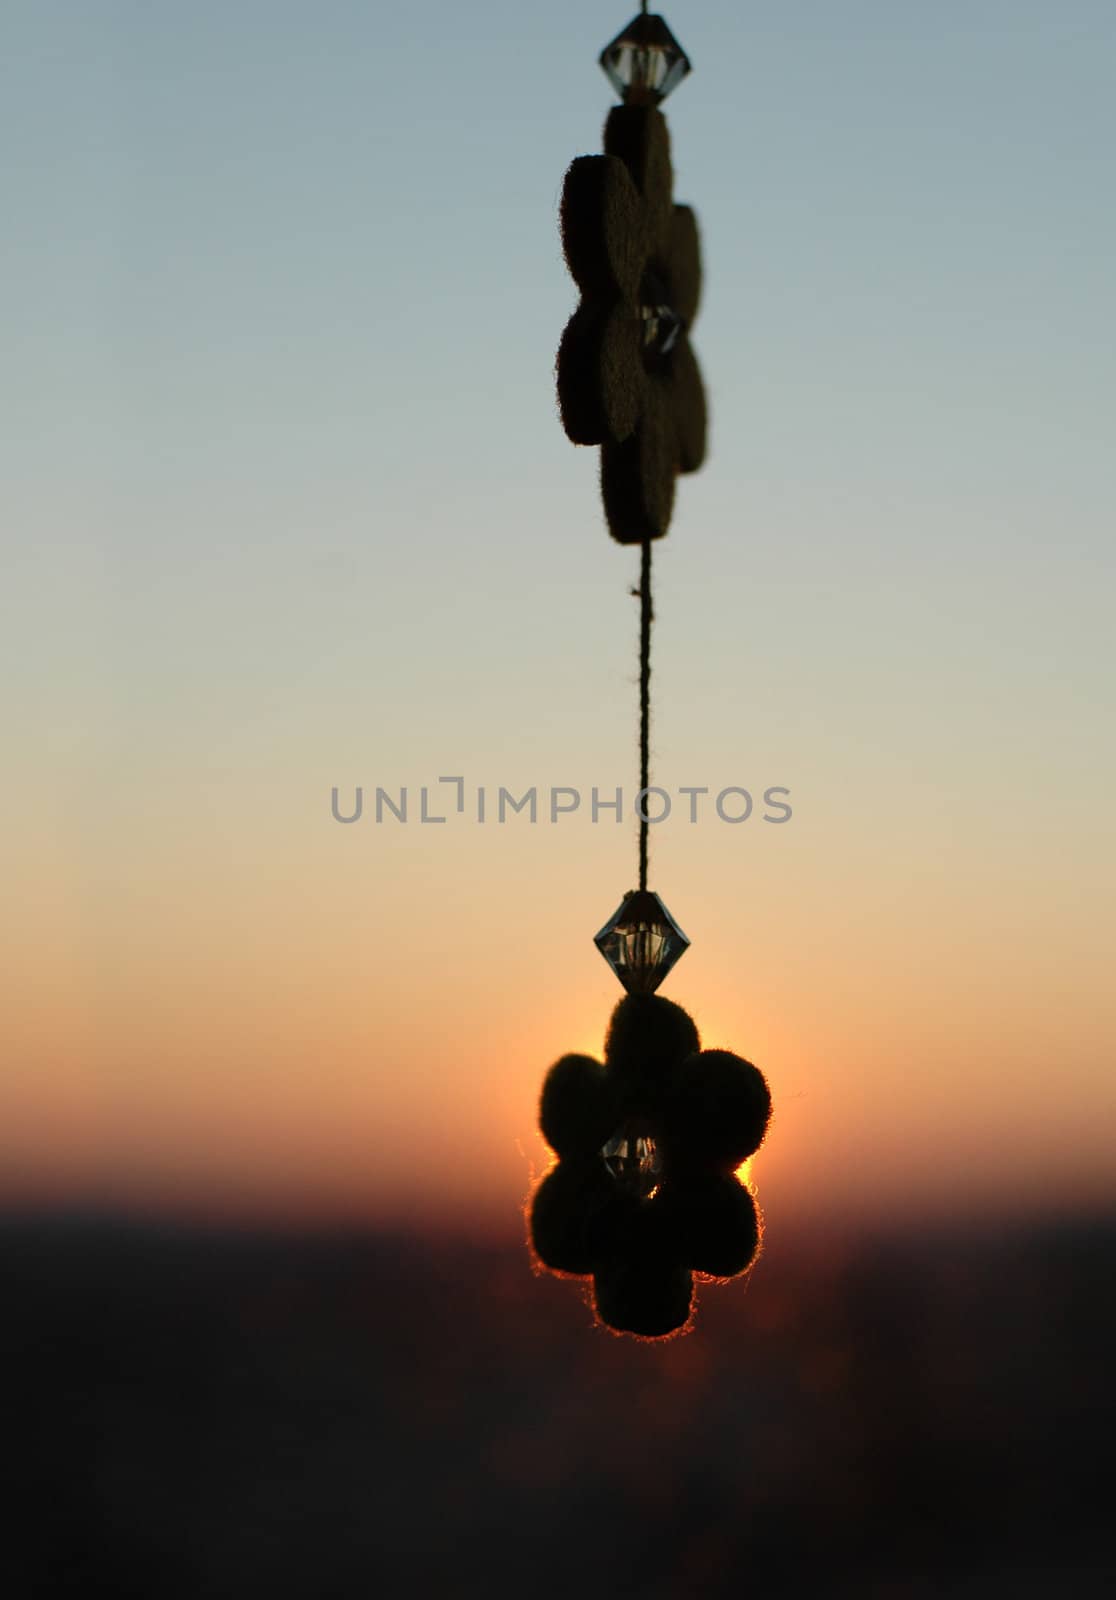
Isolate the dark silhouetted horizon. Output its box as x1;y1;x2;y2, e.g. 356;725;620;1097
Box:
4;1206;1114;1597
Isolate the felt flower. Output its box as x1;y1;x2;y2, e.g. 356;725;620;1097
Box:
556;105;707;544
530;993;771;1337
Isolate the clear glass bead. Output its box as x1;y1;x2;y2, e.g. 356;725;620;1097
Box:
641;300;682;361
601;1124;662;1199
599;14;692;106
594;889;690;993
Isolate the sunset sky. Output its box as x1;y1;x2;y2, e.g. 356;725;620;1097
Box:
4;1;1114;1240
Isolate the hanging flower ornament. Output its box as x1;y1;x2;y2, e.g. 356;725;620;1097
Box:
532;988;771;1338
557;15;706;543
531;11;774;1338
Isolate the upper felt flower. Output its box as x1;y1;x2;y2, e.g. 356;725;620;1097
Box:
530;994;771;1337
556;106;707;545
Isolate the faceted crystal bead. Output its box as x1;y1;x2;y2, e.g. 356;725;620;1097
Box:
641;300;682;362
599;13;692;105
601;1123;662;1199
594;889;690;993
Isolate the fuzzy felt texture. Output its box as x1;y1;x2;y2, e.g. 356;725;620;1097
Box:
530;994;770;1338
540;1054;619;1157
556;106;707;544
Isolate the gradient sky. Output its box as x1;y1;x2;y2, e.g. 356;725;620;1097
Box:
3;1;1114;1237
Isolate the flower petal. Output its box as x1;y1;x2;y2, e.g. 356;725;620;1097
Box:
604;993;700;1088
529;1159;621;1277
539;1053;618;1157
667;205;702;328
663;1049;772;1170
604;106;673;263
560;154;643;303
600;386;676;542
593;1205;693;1337
663;1172;760;1279
557;303;643;447
668;334;707;474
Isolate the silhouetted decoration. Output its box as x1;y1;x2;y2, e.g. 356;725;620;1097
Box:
557;103;706;542
530;994;771;1337
536;9;771;1339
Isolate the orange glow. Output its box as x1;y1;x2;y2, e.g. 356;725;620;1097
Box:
4;0;1115;1260
3;731;1115;1237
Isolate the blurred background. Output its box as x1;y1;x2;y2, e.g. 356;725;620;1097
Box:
2;2;1114;1593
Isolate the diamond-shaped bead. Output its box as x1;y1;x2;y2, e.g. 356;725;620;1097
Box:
594;889;690;993
601;1123;662;1199
641;299;682;362
599;13;692;105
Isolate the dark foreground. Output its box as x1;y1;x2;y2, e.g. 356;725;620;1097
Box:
3;1211;1113;1598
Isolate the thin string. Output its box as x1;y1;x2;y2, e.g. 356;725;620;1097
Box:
636;0;653;885
638;537;653;891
